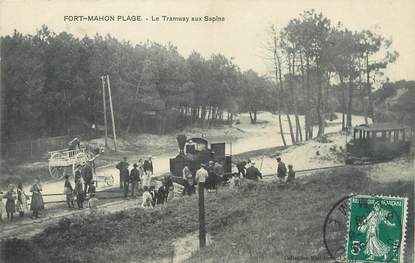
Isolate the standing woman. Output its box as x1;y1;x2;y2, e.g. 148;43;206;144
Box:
16;183;28;218
4;184;17;221
30;178;44;219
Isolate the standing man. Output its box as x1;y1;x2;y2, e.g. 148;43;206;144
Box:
182;164;193;196
276;157;287;183
195;164;208;193
121;164;130;197
81;164;93;195
116;157;129;189
213;161;224;189
245;162;262;181
130;163;141;197
143;155;153;175
206;161;216;191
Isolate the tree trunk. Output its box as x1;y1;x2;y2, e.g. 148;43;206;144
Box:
286;53;296;144
305;55;312;140
347;77;353;127
340;75;346;131
272;30;287;147
316;64;324;137
366;53;375;123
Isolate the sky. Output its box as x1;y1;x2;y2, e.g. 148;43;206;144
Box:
1;0;414;82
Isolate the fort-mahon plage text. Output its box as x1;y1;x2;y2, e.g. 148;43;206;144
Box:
63;15;225;23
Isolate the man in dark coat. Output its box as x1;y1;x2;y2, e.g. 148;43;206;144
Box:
130;163;141;197
245;162;262;181
276;157;287;183
81;164;93;195
121;165;130;197
116;157;129;189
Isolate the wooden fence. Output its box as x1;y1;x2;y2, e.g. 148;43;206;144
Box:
1;135;70;160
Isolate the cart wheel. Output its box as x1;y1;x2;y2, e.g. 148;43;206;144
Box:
49;165;73;180
105;175;114;186
49;152;73;180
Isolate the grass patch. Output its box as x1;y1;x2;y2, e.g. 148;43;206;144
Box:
1;166;413;263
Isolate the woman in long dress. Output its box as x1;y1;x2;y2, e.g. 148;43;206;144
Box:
16;183;28;218
4;184;17;221
30;178;44;219
358;201;395;260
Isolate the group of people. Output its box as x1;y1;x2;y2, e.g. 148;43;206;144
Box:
0;178;45;222
116;156;175;209
235;157;296;184
63;164;97;210
181;160;224;196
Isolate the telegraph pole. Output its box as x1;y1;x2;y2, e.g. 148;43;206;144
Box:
106;75;117;152
198;182;206;248
101;76;108;149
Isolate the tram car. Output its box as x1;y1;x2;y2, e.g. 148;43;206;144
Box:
169;134;232;185
346;123;412;164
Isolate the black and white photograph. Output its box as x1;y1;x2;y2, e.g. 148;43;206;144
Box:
0;0;414;262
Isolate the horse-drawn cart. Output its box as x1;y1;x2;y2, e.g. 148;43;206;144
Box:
48;147;96;180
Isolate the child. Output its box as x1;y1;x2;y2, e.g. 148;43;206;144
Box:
286;164;296;184
142;186;153;209
64;175;74;208
74;177;84;209
88;193;99;212
4;184;17;222
88;181;96;195
149;186;157;207
16;183;28;218
0;191;4;222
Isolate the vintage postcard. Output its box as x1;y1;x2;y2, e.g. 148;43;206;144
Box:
0;0;413;262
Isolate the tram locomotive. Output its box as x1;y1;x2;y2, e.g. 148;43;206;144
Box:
169;134;232;185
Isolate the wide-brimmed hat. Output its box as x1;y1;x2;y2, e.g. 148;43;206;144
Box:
209;161;214;165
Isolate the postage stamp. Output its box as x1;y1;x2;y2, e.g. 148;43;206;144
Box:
346;195;408;263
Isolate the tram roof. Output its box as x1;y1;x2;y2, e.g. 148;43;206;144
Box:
353;123;411;132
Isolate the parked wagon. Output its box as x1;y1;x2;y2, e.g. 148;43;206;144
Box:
346;123;412;164
48;147;96;180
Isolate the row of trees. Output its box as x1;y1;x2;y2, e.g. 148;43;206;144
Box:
1;10;398;146
268;10;398;146
1;26;275;143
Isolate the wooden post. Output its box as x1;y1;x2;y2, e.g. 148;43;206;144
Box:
101;76;108;149
106;75;117;152
198;182;206;248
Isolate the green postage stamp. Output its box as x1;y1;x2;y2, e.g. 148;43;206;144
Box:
346;195;408;263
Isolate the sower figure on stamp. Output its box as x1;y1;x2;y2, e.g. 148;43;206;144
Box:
276;157;287;183
358;200;396;261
